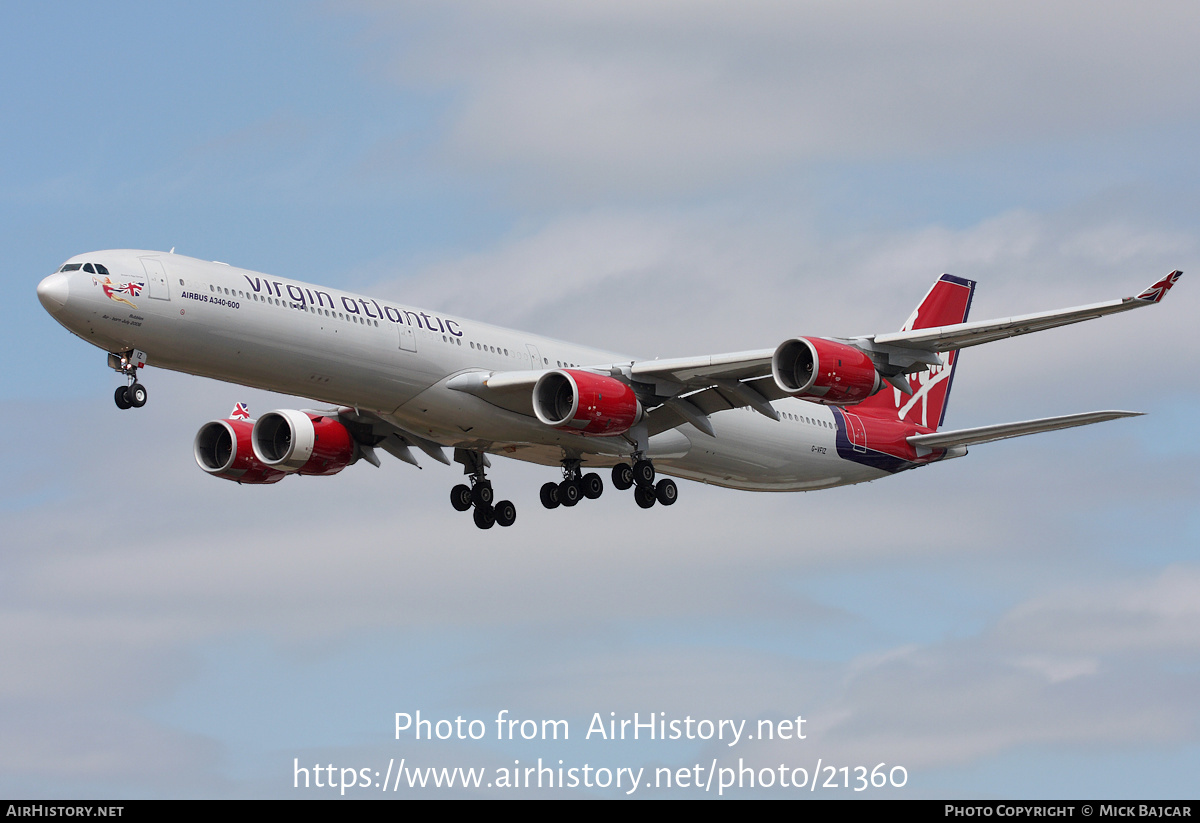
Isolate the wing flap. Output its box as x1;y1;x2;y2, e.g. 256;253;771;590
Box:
336;408;452;466
629;349;774;386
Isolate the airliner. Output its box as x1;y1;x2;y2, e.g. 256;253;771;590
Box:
36;250;1181;529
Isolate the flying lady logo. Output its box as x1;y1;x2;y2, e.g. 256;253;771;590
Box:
892;359;953;428
92;276;145;309
888;300;956;428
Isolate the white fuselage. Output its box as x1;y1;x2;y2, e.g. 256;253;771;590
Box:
41;250;887;491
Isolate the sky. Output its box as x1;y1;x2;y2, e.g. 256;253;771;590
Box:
4;0;1200;798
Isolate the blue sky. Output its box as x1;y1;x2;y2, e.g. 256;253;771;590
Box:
6;1;1200;798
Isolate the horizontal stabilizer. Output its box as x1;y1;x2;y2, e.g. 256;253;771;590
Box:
907;410;1143;449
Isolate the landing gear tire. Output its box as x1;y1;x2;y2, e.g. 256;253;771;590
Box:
612;463;634;491
473;505;496;529
634;485;657;509
655;478;678;506
494;500;517;527
633;459;655;487
540;482;561;509
127;382;147;408
114;385;132;410
582;472;604;499
451;484;473;512
559;479;581;507
472;483;494;507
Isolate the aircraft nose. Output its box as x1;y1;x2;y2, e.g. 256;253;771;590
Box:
37;272;70;315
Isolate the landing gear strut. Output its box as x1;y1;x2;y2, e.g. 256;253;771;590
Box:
452;448;516;529
541;459;604;510
111;351;148;410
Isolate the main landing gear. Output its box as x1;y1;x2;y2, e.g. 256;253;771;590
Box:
539;459;604;510
111;352;148;410
542;456;678;511
612;456;677;509
451;449;516;530
454;451;678;527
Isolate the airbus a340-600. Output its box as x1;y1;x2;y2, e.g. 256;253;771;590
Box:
37;250;1180;529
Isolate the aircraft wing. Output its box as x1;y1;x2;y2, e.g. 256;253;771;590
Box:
868;271;1182;353
445;272;1179;437
906;410;1142;450
627;272;1181;391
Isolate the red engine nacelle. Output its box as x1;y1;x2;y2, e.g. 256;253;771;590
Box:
771;337;882;405
193;418;287;484
533;369;643;436
251;409;357;476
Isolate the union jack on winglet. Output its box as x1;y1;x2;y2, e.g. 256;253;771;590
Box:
229;403;250;420
1135;270;1183;303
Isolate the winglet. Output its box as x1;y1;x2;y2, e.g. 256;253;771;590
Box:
1135;270;1182;304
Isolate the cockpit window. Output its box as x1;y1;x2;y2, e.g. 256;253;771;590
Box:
59;263;82;272
83;263;96;274
94;263;109;275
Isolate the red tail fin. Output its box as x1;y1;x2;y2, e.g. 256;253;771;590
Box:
851;274;975;431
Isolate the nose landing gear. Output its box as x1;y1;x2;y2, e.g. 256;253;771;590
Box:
110;351;148;410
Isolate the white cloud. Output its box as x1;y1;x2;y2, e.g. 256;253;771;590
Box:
356;1;1200;196
998;566;1200;654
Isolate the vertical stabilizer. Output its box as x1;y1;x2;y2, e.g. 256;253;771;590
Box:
852;274;975;430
